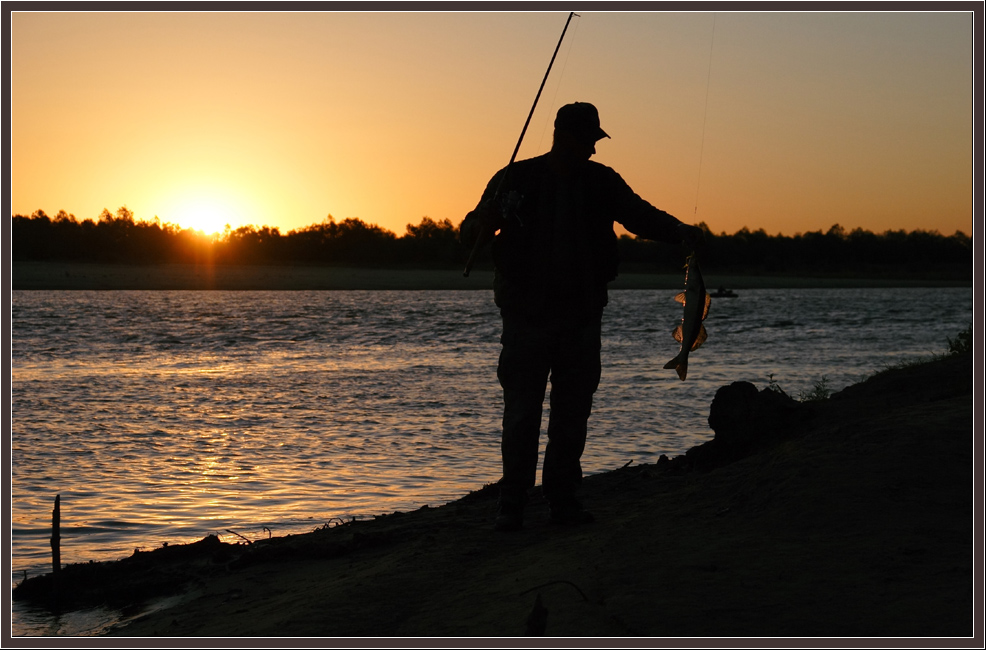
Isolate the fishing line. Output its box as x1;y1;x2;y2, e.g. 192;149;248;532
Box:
693;13;716;217
535;13;582;155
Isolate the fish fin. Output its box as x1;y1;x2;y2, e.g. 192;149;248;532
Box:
673;292;686;305
690;324;708;351
701;293;711;320
663;355;687;380
671;324;683;343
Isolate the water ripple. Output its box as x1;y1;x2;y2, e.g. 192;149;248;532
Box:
11;287;972;592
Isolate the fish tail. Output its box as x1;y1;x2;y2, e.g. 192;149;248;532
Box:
663;355;688;381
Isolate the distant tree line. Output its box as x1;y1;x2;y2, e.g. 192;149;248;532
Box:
11;208;463;268
618;223;972;279
11;207;973;280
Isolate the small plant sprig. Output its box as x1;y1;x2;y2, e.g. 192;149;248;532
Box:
947;324;972;356
766;373;830;402
798;377;831;403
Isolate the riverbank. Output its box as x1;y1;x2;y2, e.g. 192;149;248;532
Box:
12;351;976;639
10;261;972;290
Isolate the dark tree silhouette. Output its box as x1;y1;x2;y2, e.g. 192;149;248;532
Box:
10;208;972;280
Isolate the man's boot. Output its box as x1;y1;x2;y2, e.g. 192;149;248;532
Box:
494;488;528;532
548;495;594;526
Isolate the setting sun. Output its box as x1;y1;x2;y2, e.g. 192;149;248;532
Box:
175;201;232;236
159;187;252;236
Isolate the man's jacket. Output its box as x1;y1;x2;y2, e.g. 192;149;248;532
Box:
462;153;683;322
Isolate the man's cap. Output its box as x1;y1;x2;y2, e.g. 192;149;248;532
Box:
554;102;610;142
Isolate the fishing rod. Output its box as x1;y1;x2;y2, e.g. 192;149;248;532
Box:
462;11;579;277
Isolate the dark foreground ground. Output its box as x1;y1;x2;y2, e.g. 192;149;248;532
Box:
12;352;978;641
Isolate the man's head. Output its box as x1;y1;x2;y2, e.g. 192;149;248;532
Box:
554;102;609;143
552;102;609;161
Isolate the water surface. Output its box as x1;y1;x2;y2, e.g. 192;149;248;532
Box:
11;288;972;612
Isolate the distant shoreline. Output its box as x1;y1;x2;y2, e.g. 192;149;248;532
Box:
11;261;972;291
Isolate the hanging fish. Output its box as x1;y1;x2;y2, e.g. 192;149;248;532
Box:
664;254;711;381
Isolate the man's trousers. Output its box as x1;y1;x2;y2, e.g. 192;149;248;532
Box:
496;313;603;505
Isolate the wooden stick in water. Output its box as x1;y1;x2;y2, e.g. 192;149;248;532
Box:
51;494;61;576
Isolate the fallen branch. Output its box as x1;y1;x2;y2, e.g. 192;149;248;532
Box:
225;529;253;545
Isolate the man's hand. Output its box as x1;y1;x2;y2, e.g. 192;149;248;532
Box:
676;223;705;250
459;200;502;248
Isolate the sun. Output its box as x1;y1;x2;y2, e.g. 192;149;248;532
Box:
179;201;233;236
167;190;245;236
150;177;262;237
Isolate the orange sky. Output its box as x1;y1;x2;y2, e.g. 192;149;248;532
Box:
10;11;973;238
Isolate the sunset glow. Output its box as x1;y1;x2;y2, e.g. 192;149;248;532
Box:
173;204;231;237
157;187;250;236
11;11;974;238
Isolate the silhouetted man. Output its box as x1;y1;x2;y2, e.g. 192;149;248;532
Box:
460;102;703;531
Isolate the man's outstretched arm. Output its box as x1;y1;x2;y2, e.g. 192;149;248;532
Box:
608;170;704;248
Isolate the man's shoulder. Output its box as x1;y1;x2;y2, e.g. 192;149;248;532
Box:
585;159;621;178
489;153;548;179
496;154;552;185
513;153;552;170
496;155;624;186
510;156;620;176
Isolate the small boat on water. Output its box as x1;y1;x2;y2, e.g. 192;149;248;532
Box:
711;286;738;298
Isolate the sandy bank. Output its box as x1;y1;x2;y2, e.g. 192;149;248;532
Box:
11;261;970;290
12;352;975;639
